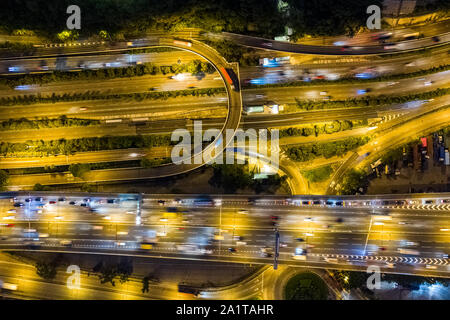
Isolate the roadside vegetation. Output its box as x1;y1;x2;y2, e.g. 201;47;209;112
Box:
285;136;370;162
0;169;8;189
339;168;370;195
92;259;133;287
203;39;260;66
0;41;36;57
0;1;383;41
279;120;367;138
209;163;287;193
284;272;329;300
302;165;333;183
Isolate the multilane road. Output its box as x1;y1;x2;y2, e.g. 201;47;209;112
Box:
0;193;449;278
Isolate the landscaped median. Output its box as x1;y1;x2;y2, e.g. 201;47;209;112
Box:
0;87;226;106
0;135;173;157
293;87;450;111
284;136;371;162
0;115;100;130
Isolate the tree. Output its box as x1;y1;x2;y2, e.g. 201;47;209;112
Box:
142;276;150;293
36;261;57;280
0;170;8;189
117;258;133;284
68;163;91;178
98;265;117;286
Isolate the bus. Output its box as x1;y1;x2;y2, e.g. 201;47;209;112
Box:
173;40;192;47
140;243;153;250
219;67;240;92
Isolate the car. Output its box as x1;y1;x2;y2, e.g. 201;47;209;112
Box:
49;201;56;204
13;202;23;207
432;36;440;43
238;210;248;214
424;81;433;86
262;42;273;47
80;203;87;207
336;218;344;223
35;197;43;202
255;94;265;99
304;217;313;222
296;238;305;242
7;209;16;214
357;89;368;95
79;107;88;111
384;43;397;50
58;197;66;202
322;96;332;101
386;263;396;268
228;247;237;253
280;242;288;247
319;91;328;96
379;247;386;251
341;45;351;52
69;201;76;205
60;240;72;246
158;200;165;206
25;198;31;202
8;66;21;72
